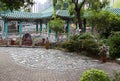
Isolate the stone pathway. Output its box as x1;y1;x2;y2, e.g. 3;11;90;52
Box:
0;47;120;81
0;47;102;71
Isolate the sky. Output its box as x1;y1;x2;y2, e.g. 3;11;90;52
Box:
34;0;47;4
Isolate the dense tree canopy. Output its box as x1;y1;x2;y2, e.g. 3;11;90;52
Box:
86;9;120;38
52;0;109;30
86;10;113;38
0;0;33;11
86;10;113;29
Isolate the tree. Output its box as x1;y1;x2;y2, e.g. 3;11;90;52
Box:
110;15;120;31
86;9;120;38
87;10;112;28
49;17;65;41
86;10;114;38
52;0;109;31
0;0;33;11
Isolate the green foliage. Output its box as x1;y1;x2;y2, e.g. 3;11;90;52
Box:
61;33;99;55
66;0;109;15
52;0;57;7
107;32;120;59
68;3;75;15
79;68;110;81
49;17;65;34
113;70;120;81
78;32;94;39
86;9;120;38
83;39;99;54
49;17;65;41
86;8;120;39
87;10;113;29
110;15;120;31
0;0;33;10
24;8;31;12
87;0;109;11
62;39;81;52
52;0;109;29
0;1;7;11
99;13;120;38
99;39;108;45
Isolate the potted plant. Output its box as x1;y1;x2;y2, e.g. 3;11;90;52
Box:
99;44;109;62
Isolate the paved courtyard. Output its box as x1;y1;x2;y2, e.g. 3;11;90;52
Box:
0;47;120;81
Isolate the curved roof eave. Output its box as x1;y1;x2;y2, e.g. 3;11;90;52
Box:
0;7;73;20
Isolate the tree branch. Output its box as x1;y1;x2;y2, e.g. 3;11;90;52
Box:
79;0;86;10
75;0;78;4
72;0;75;3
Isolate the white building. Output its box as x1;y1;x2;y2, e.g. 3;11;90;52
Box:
110;0;119;7
31;0;52;13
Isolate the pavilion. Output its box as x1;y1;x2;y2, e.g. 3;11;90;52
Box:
0;7;119;46
0;7;73;46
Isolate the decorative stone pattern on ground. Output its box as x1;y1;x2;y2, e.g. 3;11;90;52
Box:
0;47;102;71
0;47;120;81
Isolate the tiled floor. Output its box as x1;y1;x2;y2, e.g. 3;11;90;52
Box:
0;47;120;81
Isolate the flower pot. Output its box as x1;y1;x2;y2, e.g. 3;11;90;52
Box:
101;57;107;62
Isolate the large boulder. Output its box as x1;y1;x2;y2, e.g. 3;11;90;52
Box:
116;58;120;64
22;33;32;46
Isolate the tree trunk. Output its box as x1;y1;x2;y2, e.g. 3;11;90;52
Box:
74;0;86;31
83;18;86;32
78;13;82;30
76;9;82;30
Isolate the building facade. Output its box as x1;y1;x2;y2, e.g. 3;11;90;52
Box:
110;0;119;8
31;0;52;13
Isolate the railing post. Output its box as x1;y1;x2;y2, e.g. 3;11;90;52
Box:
4;19;8;46
40;21;42;33
46;22;50;37
67;20;70;37
19;21;23;46
4;19;8;39
36;22;38;33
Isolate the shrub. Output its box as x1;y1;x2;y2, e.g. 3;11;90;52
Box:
107;32;120;59
78;32;94;39
113;70;120;81
110;15;120;32
99;39;108;45
83;39;99;54
61;33;99;55
79;68;110;81
61;39;81;52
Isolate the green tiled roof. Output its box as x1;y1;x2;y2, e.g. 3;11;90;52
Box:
0;11;43;19
0;7;71;19
41;7;71;18
56;10;71;17
40;7;54;18
110;8;120;15
2;8;120;19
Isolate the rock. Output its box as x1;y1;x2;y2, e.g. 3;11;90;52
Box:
116;58;120;64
